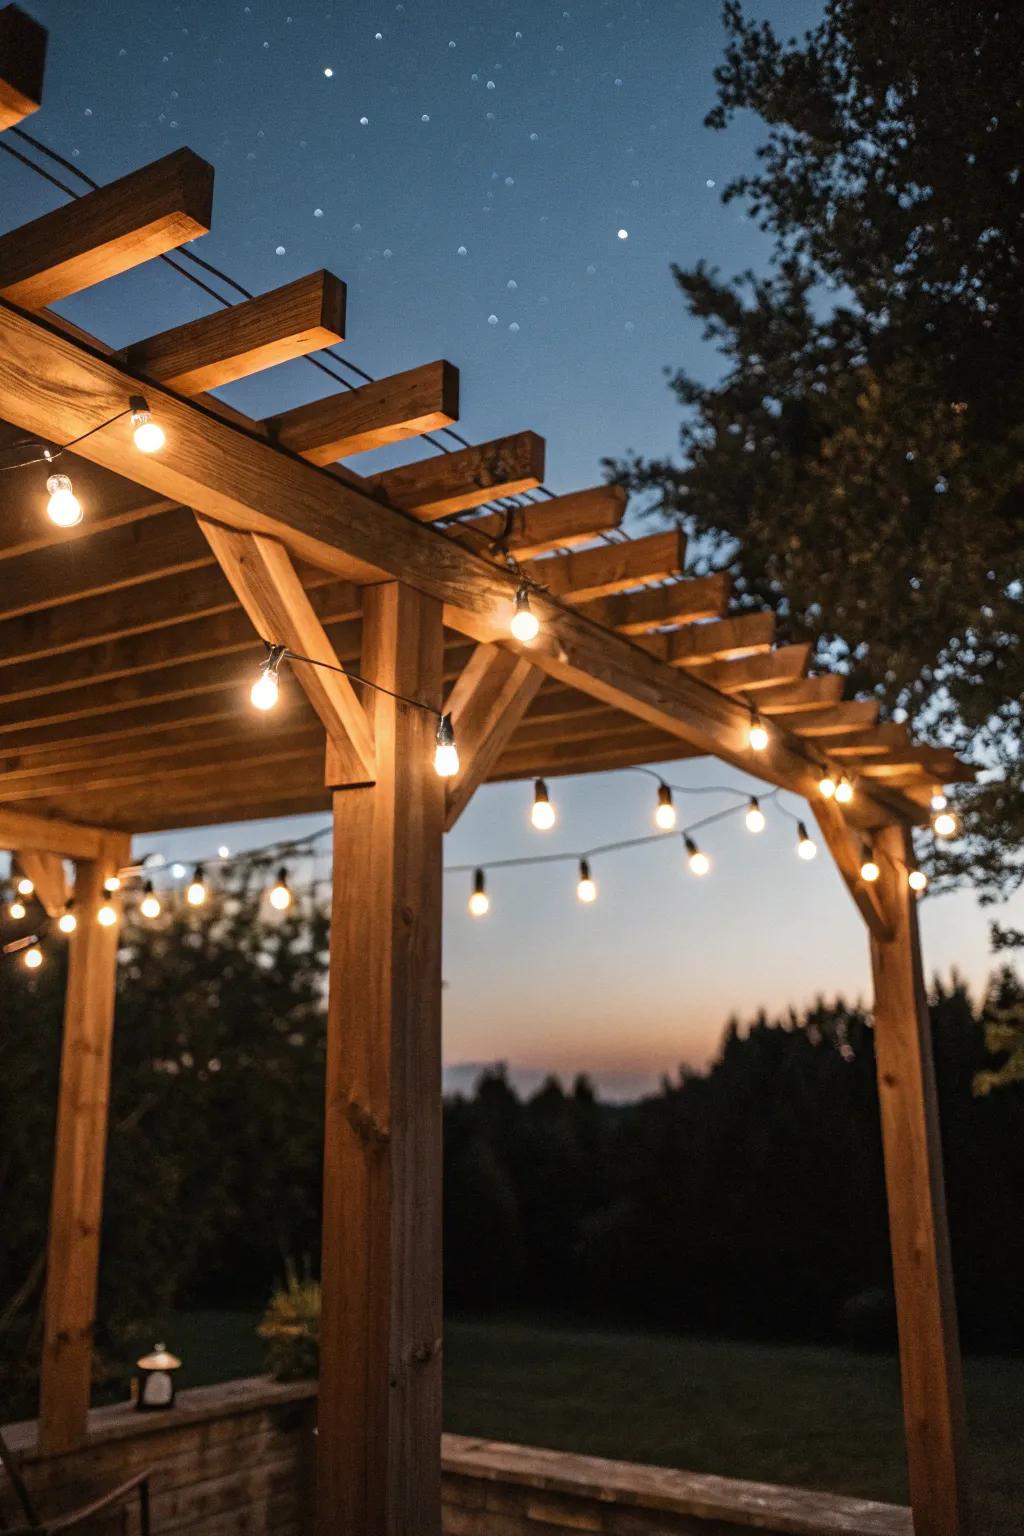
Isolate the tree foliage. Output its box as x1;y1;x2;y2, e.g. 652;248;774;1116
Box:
612;0;1024;898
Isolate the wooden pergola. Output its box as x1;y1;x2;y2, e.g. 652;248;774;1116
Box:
0;11;974;1534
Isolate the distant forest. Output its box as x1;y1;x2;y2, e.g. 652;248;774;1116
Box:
3;883;1024;1416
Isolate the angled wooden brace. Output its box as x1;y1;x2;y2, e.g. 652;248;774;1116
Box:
196;517;376;784
442;644;544;829
812;795;892;941
14;847;68;915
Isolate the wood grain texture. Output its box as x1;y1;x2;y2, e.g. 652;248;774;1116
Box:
318;583;444;1536
442;644;544;829
639;612;776;666
368;431;545;519
580;572;731;634
451;485;627;558
267;359;458;463
693;644;812;693
527;529;686;603
0;4;47;131
13;846;67;913
0;806;120;859
0;148;214;308
811;795;892;941
122;271;346;394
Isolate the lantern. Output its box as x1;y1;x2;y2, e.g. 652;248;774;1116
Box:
134;1342;181;1411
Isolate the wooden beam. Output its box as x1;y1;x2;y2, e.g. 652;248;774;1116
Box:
38;837;130;1454
13;847;67;913
319;582;444;1536
368;431;545;519
442;645;544;829
494;728;700;781
787;701;880;736
869;822;969;1536
196;519;375;781
755;676;844;713
267;359;459;463
121;271;347;395
0;148;214;308
811;796;891;941
826;725;912;758
453;485;626;559
0;4;46;131
640;612;776;666
528;530;685;604
0;805;119;859
580;572;731;634
692;644;812;694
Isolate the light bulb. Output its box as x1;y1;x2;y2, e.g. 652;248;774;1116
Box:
745;797;766;834
576;859;597;903
186;866;207;907
269;867;292;910
685;836;710;877
510;584;540;643
16;876;34;897
130;396;165;453
104;875;121;893
747;713;769;752
434;712;459;777
468;869;490;917
8;898;26;921
97;901;117;927
860;847;880;883
933;809;958;839
140;883;162;920
46;473;83;528
796;822;817;860
24;944;43;969
530;778;556;830
654;784;677;830
834;774;854;805
930;789;948;812
818;769;837;800
250;644;285;711
58;902;77;934
908;868;928;892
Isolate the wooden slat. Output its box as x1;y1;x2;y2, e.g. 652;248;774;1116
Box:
754;677;844;713
319;582;444;1536
267;360;459;463
826;725;911;758
640;612;776;666
13;847;67;913
0;147;214;308
453;485;627;559
494;728;700;780
0;806;120;859
0;4;47;131
368;431;545;519
527;530;685;604
869;822;969;1536
579;572;731;634
0;469;175;563
688;644;810;695
442;645;544;829
196;519;376;781
786;701;880;736
121;271;347;394
37;764;333;834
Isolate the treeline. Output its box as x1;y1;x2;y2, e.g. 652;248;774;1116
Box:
3;884;1024;1418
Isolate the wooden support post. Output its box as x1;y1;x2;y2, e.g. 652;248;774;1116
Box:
318;582;444;1536
38;836;129;1454
869;822;969;1535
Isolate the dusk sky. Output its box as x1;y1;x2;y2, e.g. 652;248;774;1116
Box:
3;0;1018;1096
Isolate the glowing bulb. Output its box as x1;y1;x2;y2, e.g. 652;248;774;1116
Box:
834;774;854;805
930;789;948;812
796;822;817;860
251;644;285;711
747;713;769;752
908;868;928;892
860;847;880;883
268;867;292;911
8;898;26;920
434;712;460;777
186;866;207;907
818;769;837;800
130;396;165;453
140;883;162;919
24;944;43;969
530;778;556;830
46;473;83;528
576;858;597;903
745;797;766;834
933;809;958;839
58;902;77;934
97;901;117;927
104;875;121;893
468;869;490;917
685;836;710;877
654;784;677;830
510;584;540;643
16;876;34;896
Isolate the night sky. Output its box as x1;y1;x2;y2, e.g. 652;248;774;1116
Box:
3;0;1017;1095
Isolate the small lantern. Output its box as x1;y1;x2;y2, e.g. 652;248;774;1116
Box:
134;1342;181;1411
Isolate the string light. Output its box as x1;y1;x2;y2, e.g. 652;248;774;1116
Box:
129;395;166;453
933;807;959;839
24;943;42;969
434;713;459;777
104;874;121;893
186;865;208;906
745;797;766;834
45;472;82;528
818;768;837;800
654;783;677;830
57;900;77;934
97;900;118;927
908;868;928;892
834;774;854;805
268;867;292;910
8;897;26;921
16;876;34;897
930;789;948;812
747;711;769;752
530;778;557;830
468;868;490;917
796;822;817;860
509;583;540;643
576;858;597;903
860;846;880;883
140;882;162;919
251;644;285;711
685;836;710;877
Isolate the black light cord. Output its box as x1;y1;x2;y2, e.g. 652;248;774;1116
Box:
275;645;443;720
0;404;134;473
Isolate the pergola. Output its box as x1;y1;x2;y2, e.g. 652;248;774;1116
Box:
0;11;974;1535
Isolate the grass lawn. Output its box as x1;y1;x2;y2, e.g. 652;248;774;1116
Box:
168;1311;1024;1532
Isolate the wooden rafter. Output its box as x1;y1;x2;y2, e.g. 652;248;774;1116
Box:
786;701;880;736
747;677;843;713
368;431;545;519
267;359;459;463
640;612;776;666
527;530;685;604
0;4;47;132
442;645;544;829
0;805;123;859
694;644;812;694
580;572;731;634
451;485;626;558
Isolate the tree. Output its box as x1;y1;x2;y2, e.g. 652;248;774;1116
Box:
613;0;1024;899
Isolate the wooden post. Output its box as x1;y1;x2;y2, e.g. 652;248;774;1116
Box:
318;582;445;1535
38;838;127;1455
869;822;969;1535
